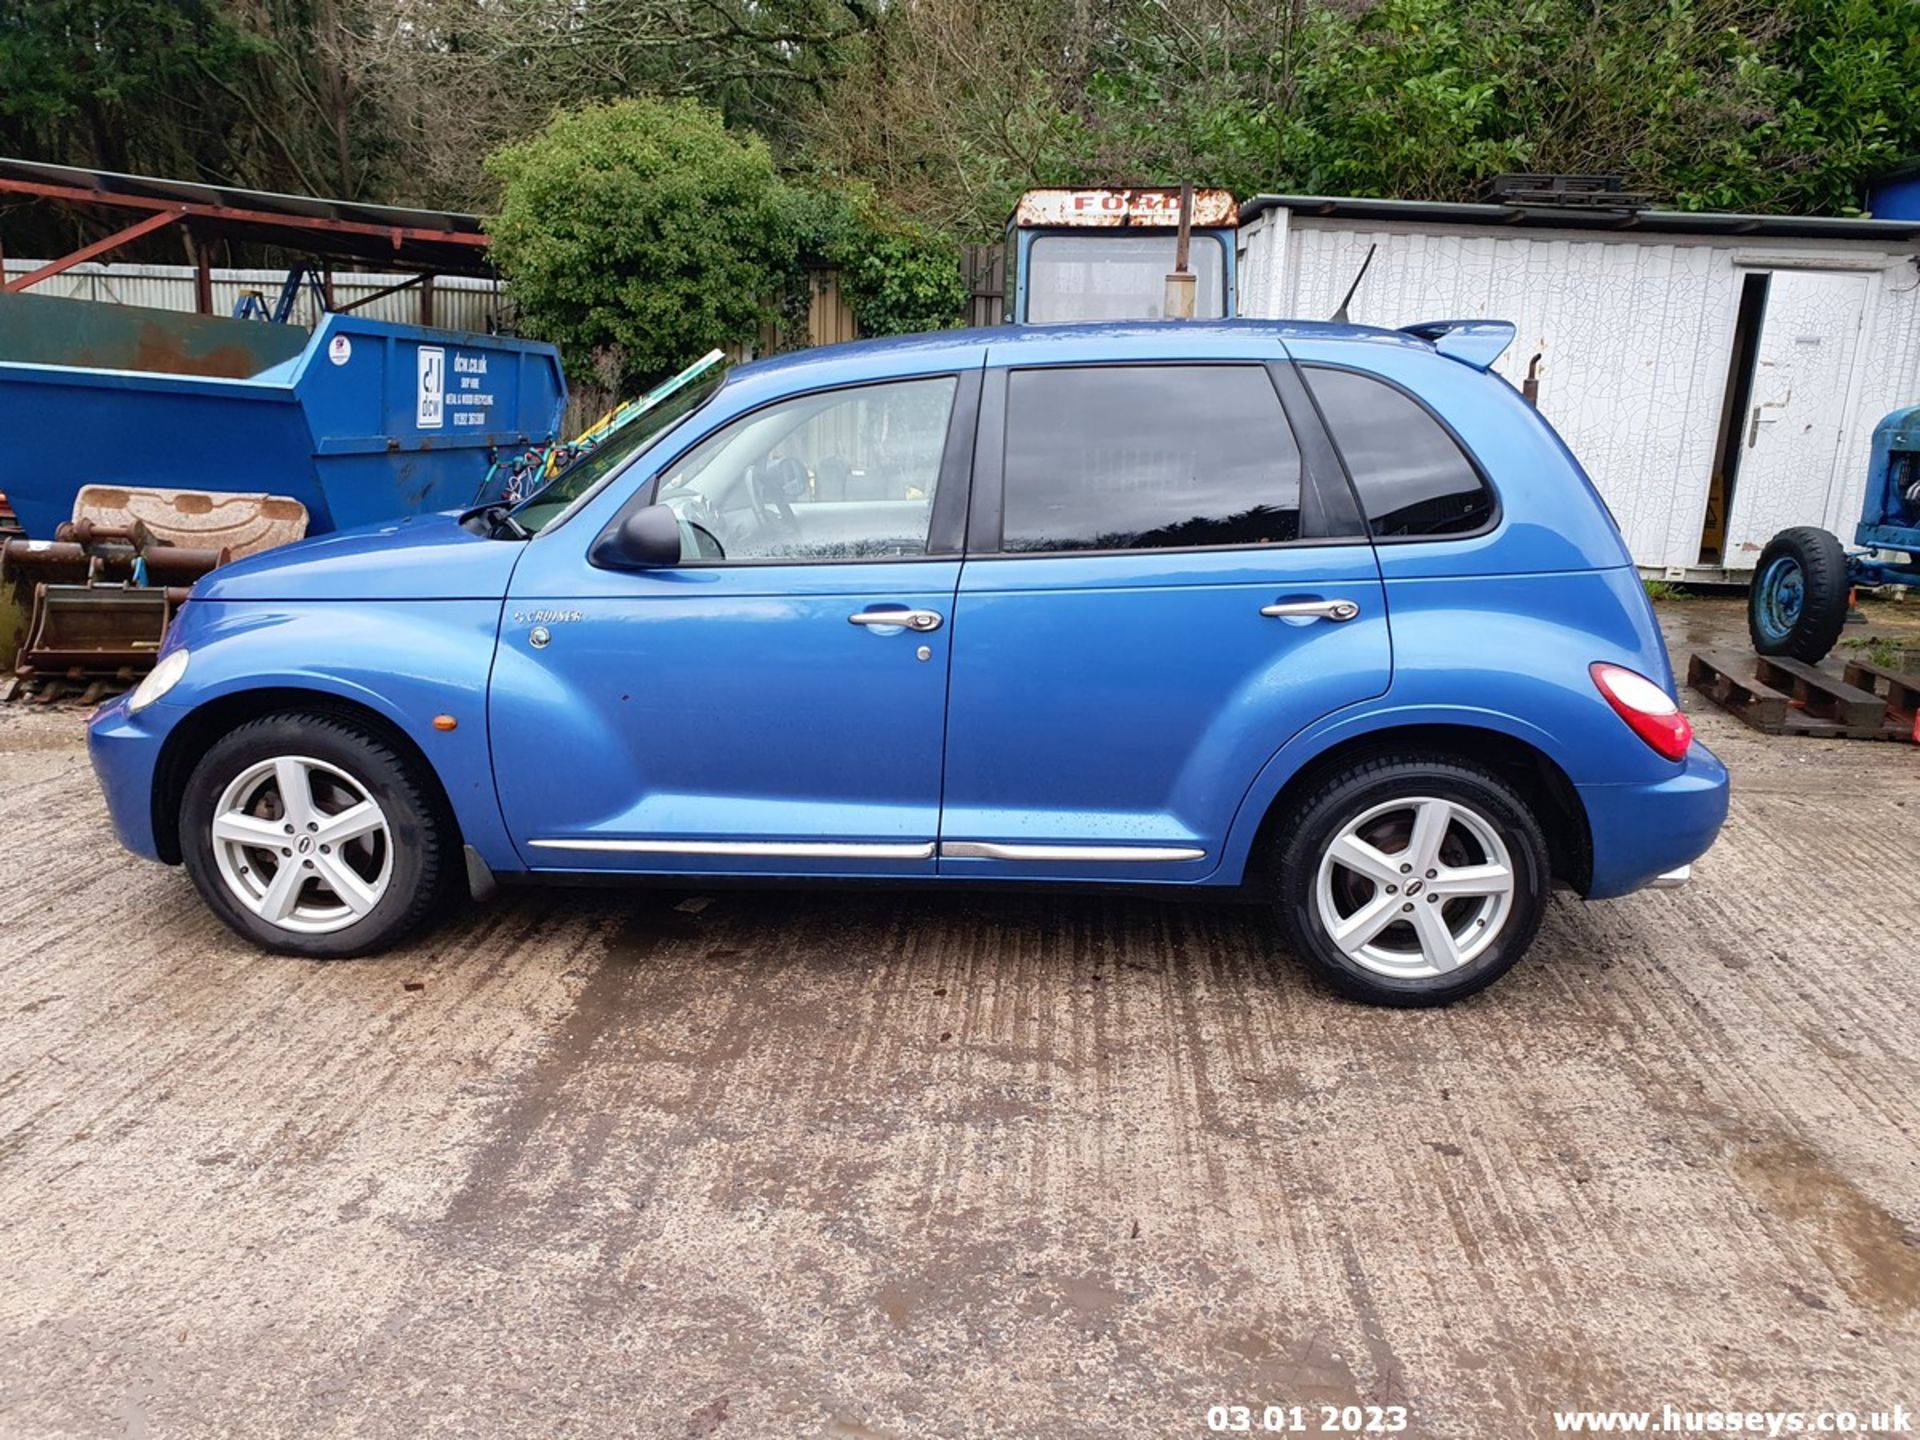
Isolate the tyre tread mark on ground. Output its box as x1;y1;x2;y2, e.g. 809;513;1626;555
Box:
440;903;691;1229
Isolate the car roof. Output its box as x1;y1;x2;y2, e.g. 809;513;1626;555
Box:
724;318;1434;390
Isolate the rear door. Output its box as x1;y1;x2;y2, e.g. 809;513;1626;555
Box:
937;356;1390;883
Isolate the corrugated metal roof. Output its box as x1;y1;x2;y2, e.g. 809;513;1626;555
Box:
0;157;494;272
1239;192;1920;243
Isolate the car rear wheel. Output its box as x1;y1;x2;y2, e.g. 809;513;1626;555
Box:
1748;525;1849;663
180;713;449;958
1273;756;1550;1006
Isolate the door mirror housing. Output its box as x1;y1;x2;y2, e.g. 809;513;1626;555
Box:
590;503;682;570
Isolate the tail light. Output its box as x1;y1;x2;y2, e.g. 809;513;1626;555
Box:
1591;662;1692;761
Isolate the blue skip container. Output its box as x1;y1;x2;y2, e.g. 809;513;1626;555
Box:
0;291;567;540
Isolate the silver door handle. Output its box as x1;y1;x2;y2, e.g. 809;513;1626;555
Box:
1260;599;1360;622
849;608;944;632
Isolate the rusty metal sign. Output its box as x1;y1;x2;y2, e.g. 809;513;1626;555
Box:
1014;187;1238;229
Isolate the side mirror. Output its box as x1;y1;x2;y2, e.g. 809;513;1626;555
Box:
589;503;682;570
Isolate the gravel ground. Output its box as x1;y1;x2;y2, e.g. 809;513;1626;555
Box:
1;597;1916;1439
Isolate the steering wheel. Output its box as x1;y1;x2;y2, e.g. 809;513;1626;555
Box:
746;459;803;546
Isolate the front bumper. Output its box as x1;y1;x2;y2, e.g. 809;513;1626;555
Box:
1578;740;1729;900
86;693;177;862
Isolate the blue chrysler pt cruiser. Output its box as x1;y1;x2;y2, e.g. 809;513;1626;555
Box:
89;320;1727;1006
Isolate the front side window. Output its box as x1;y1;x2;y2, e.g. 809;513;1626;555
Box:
1026;234;1227;323
1304;366;1495;538
1000;364;1303;553
655;376;957;562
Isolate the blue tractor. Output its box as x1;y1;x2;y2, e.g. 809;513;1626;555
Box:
1748;405;1920;663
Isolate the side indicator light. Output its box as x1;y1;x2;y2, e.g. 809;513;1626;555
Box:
432;714;458;732
1590;662;1692;761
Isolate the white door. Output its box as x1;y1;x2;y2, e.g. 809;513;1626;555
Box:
1723;269;1869;564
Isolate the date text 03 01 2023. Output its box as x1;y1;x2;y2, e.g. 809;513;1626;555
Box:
1206;1403;1411;1435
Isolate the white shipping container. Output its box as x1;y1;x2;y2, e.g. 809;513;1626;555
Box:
1236;200;1920;578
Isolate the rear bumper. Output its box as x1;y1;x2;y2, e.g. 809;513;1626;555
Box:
1578;740;1729;899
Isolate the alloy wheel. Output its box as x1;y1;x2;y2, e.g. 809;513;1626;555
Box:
209;755;393;935
1313;796;1516;979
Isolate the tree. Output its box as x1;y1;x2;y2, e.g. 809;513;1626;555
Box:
798;0;1920;235
799;0;1100;236
370;0;876;210
486;98;798;393
0;0;252;177
0;0;406;258
4;0;1915;285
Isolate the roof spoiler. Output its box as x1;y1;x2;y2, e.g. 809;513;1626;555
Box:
1399;319;1515;371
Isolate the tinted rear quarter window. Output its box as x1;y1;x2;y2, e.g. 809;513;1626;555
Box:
1001;364;1303;552
1305;366;1495;538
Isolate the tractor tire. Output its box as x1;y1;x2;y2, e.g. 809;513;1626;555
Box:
1748;526;1850;663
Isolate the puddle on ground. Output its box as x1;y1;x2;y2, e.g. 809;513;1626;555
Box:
1733;1131;1920;1318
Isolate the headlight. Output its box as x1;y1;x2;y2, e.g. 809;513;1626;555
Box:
128;647;190;712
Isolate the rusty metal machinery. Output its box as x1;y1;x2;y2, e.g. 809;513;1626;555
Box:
0;518;228;703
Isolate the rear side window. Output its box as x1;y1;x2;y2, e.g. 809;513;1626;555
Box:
1001;364;1302;552
1304;366;1494;538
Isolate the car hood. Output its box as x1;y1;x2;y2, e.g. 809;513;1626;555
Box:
192;511;521;602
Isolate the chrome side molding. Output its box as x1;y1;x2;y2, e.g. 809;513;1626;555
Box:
942;841;1206;862
528;838;937;860
526;838;1208;863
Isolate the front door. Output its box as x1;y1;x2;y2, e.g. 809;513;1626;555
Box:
1723;269;1870;561
491;372;974;876
938;358;1390;883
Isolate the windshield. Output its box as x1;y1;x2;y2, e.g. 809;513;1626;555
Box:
512;353;728;535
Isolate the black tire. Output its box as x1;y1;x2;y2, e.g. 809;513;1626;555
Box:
1272;755;1550;1007
179;712;451;958
1748;525;1850;662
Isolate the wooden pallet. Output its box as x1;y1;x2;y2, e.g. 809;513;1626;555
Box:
1842;658;1920;743
1686;651;1919;742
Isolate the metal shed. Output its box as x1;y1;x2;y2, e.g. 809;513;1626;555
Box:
1236;195;1920;579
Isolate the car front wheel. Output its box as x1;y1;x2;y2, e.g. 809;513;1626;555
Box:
179;712;449;958
1274;756;1550;1006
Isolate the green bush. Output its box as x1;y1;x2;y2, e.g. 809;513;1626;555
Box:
827;207;969;336
486;98;797;393
774;183;968;341
488;102;965;386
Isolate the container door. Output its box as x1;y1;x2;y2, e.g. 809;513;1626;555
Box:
490;373;975;877
1722;269;1870;562
937;359;1388;884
